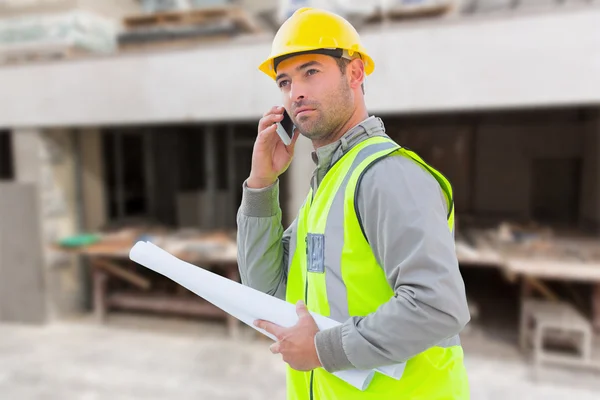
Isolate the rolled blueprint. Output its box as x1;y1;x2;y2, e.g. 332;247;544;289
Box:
129;241;406;390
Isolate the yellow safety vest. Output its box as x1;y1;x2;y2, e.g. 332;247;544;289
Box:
285;136;469;399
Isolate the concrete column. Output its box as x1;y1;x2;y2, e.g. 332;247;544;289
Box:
9;128;49;322
284;135;314;227
80;129;107;231
11;127;84;320
12;128;43;185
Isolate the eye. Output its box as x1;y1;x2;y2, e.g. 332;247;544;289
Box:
306;69;319;76
278;79;290;88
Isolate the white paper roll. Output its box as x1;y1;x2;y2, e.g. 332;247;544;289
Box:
129;241;404;390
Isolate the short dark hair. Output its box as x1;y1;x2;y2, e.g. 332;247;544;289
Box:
335;57;365;94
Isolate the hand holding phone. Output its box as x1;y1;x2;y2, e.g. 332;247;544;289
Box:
247;106;299;189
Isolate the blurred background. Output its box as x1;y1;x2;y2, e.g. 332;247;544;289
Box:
0;0;599;398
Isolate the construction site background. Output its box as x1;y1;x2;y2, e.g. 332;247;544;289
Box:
0;0;600;398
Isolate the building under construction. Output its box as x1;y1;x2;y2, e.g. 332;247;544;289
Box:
0;0;599;373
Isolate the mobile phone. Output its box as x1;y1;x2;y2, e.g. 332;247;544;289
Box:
276;109;294;145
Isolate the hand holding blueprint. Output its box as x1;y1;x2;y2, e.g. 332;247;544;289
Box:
129;241;406;391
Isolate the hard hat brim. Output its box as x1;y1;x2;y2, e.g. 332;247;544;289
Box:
259;46;375;80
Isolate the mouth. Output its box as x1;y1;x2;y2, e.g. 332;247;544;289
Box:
295;108;315;117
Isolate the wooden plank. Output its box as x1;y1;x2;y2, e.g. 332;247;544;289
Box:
525;276;559;301
506;257;600;282
93;269;108;323
119;35;232;53
107;293;226;318
118;19;238;47
94;259;151;290
385;4;452;19
228;7;262;34
123;6;261;33
365;1;452;23
0;44;76;65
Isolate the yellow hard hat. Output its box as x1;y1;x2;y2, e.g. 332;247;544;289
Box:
258;7;375;80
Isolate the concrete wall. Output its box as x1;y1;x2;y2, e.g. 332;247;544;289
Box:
383;117;474;213
286;109;597;228
0;9;599;128
581;110;600;231
0;182;46;324
11;128;84;319
473;112;585;220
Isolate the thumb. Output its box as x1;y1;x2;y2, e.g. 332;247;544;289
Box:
296;300;310;318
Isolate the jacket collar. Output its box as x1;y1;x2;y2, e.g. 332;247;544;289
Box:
310;116;388;188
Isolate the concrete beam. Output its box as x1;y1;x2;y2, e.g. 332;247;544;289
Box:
0;9;599;128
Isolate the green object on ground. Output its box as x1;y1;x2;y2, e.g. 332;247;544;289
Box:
59;234;101;248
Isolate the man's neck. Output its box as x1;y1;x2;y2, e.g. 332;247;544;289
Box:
312;108;369;149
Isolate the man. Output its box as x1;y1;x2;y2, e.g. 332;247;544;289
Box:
236;7;471;399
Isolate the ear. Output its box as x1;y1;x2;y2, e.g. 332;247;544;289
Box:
348;59;365;91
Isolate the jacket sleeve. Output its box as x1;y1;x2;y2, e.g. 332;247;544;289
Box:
236;178;292;300
314;155;470;372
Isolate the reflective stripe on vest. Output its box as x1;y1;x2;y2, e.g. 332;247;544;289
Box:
286;136;469;400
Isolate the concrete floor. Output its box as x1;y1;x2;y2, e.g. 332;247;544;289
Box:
1;315;600;400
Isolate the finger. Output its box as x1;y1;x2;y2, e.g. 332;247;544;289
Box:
257;123;278;144
263;113;284;126
259;122;278;135
296;300;311;319
263;105;284;117
258;114;284;132
254;319;285;338
269;342;281;354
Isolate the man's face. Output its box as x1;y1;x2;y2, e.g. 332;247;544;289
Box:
275;54;354;142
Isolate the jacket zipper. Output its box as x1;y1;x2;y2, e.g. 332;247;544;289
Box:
307;175;316;400
309;370;314;400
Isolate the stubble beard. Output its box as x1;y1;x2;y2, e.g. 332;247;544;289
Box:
294;79;354;143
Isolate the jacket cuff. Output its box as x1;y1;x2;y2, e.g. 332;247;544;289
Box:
315;325;354;372
240;179;280;217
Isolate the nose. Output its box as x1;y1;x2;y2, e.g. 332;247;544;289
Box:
289;82;306;103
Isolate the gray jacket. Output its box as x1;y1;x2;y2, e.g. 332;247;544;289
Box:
236;116;470;373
